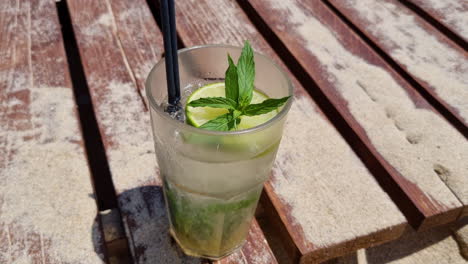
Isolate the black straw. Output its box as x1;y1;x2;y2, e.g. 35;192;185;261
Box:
160;0;181;108
168;0;180;101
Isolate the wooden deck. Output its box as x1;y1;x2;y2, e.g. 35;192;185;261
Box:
250;0;467;230
403;0;468;44
174;1;408;263
0;0;466;263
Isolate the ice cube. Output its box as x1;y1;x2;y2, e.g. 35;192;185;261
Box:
163;102;186;123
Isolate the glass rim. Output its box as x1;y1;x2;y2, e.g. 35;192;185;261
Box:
145;44;294;136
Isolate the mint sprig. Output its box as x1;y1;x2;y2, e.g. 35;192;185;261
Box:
187;41;290;131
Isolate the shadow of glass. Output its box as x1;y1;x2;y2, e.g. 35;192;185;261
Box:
109;185;206;264
91;215;109;263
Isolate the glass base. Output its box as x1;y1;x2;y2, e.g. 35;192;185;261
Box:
170;228;246;260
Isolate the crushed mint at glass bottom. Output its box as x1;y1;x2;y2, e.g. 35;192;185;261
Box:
163;178;262;259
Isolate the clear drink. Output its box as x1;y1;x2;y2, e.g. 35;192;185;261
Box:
146;45;293;259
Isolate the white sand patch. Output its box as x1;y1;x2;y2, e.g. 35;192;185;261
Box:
345;0;468;122
272;97;405;246
95;80;158;191
1;87;103;263
419;0;468;41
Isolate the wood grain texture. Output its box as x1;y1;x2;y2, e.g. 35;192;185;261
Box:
106;0;163;106
248;0;467;229
175;0;406;262
404;0;468;43
66;0;276;263
328;0;468;130
0;0;106;263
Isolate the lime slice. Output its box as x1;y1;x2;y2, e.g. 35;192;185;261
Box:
186;82;277;130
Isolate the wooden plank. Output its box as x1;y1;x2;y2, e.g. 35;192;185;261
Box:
404;0;468;43
66;0;277;263
104;0;162;105
248;0;467;227
365;220;467;263
327;0;468;130
0;0;106;263
327;0;468;217
65;0;189;263
175;0;407;263
325;220;468;264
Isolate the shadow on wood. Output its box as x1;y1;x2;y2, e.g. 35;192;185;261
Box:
115;186;205;264
90;217;109;263
365;220;467;263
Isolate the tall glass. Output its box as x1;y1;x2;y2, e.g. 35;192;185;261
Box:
146;45;293;259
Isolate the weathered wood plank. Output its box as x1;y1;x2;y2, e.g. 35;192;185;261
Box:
105;0;162;105
365;220;467;263
248;0;467;228
328;0;468;130
0;0;106;263
326;220;468;263
65;0;188;263
175;0;406;262
327;0;468;218
404;0;468;43
66;0;276;263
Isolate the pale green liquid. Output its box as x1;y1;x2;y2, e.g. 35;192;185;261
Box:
161;143;279;259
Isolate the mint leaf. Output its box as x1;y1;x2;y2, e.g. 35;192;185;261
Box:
187;97;237;110
243;96;290;116
225;55;239;103
237;41;255;109
200;112;236;131
185;41;291;131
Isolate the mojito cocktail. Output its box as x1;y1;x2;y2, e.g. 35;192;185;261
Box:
146;43;293;259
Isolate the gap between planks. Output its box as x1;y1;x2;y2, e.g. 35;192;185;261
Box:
398;0;468;49
56;0;118;211
55;0;136;261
